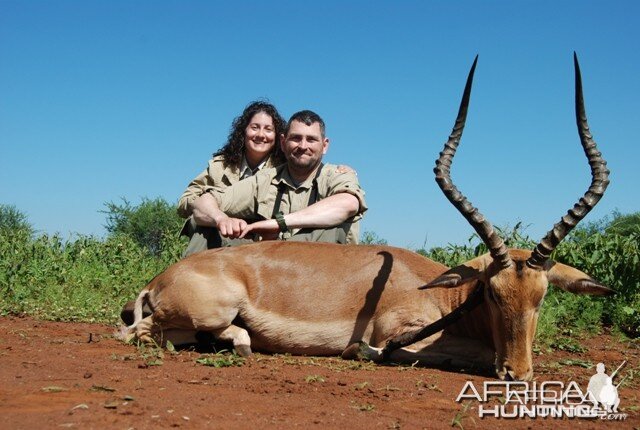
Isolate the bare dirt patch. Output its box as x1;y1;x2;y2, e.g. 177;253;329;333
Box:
0;315;638;429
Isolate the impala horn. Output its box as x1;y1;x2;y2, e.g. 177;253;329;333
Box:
434;56;512;269
526;53;610;269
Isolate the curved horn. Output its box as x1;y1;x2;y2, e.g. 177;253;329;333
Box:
527;53;610;269
434;56;512;269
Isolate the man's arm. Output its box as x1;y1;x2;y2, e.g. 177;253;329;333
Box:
239;192;359;238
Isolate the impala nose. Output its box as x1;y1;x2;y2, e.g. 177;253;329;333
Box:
500;365;533;381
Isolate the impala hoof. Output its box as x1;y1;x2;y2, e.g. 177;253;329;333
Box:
235;344;252;357
342;342;382;362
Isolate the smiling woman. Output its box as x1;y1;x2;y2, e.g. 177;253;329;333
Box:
120;101;287;326
176;100;287;256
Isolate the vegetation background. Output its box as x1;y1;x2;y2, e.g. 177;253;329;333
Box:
1;200;638;352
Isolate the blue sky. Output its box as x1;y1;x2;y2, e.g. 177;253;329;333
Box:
1;1;638;249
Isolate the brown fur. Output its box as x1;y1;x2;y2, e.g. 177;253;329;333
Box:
124;243;611;380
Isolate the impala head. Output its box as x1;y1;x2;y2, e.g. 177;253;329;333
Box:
424;54;613;381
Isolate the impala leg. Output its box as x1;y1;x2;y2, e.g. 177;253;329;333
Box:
342;337;494;374
389;349;493;372
341;342;383;362
135;315;156;344
211;324;252;357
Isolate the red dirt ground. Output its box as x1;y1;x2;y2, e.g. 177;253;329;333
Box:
0;315;638;430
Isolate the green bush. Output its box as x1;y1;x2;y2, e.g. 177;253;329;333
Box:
0;231;185;323
605;210;640;236
360;231;388;245
420;222;535;267
0;204;34;237
102;197;184;256
1;205;637;342
417;221;639;341
553;228;640;337
1;197;186;323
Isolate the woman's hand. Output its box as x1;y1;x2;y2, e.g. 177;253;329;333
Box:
216;215;248;238
240;219;280;240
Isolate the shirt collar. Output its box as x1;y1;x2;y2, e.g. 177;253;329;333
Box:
276;165;320;190
240;156;268;180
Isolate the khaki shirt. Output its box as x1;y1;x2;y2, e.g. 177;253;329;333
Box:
213;163;367;243
177;154;278;218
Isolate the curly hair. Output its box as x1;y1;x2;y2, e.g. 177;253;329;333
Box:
214;100;286;169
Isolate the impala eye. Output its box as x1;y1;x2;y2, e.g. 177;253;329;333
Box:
487;288;498;303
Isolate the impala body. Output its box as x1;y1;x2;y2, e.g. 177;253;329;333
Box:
125;54;612;381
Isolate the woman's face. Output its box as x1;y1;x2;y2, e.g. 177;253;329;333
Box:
244;111;276;165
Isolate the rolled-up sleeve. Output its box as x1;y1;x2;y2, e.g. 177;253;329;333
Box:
177;159;227;218
325;170;368;216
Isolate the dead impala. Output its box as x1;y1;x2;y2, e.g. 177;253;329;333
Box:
124;54;612;381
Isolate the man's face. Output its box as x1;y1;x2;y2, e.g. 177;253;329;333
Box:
281;120;329;172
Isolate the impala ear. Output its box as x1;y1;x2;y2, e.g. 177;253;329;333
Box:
547;261;614;296
420;255;488;289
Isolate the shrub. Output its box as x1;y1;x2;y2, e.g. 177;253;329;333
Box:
605;210;640;236
360;231;388;245
0;231;185;322
102;197;183;256
1;206;637;341
418;221;639;341
0;204;34;237
553;228;640;337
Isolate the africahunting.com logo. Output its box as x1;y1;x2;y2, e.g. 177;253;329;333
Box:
456;361;628;421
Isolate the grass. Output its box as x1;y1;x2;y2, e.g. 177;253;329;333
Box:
416;379;443;392
1;214;638;357
451;401;474;429
354;381;370;390
136;342;165;367
304;374;326;383
352;401;375;412
195;351;245;368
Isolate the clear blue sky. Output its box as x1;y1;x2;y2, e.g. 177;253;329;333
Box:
1;1;638;249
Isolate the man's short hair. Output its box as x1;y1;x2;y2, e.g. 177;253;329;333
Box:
286;110;326;137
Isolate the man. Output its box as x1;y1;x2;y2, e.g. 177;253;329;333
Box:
190;109;366;245
120;110;365;325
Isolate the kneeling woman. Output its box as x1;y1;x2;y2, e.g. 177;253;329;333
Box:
178;100;286;255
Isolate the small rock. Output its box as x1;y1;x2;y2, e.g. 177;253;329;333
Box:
104;401;118;409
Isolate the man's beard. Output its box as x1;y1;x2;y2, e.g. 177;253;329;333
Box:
287;153;322;172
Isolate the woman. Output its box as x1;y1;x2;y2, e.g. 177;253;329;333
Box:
178;100;287;256
120;101;286;326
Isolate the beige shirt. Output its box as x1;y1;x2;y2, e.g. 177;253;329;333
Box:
212;163;367;243
177;154;278;218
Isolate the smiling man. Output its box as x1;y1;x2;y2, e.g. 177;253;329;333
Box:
191;110;367;244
